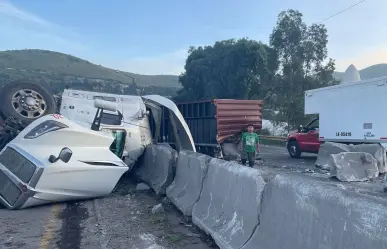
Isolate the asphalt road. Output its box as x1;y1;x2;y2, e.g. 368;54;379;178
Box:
0;189;218;249
0;145;384;249
0;204;62;249
258;144;317;170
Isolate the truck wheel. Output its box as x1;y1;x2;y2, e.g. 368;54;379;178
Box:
288;141;302;158
0;81;57;124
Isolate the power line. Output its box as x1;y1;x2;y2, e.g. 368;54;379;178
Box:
319;0;368;23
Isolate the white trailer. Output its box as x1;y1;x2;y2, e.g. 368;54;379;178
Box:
305;74;387;149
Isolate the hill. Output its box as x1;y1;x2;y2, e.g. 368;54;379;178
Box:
0;49;180;87
333;64;387;81
1;49;385;90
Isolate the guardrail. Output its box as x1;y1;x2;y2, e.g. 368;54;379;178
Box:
259;135;287;142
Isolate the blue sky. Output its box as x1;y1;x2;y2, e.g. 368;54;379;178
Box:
0;0;386;75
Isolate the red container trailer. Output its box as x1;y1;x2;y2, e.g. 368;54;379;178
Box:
151;99;263;157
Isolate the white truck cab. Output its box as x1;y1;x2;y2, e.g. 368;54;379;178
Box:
0;114;129;209
60;89;195;169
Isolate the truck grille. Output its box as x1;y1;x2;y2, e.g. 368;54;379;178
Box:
0;170;22;206
0;147;37;183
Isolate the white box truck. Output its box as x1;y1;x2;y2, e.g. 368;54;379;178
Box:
287;64;387;158
304;74;387;150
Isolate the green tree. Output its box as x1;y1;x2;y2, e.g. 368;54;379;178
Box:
176;39;278;101
270;9;336;129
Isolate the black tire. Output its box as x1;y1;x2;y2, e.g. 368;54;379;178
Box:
288;140;302;158
0;81;57;124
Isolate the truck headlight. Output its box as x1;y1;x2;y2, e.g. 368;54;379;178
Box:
24;120;68;139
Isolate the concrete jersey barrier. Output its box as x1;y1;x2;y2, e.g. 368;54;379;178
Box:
192;158;266;249
242;174;387;249
135;144;177;195
330;152;379;182
351;143;387;173
166;150;212;217
315;142;351;170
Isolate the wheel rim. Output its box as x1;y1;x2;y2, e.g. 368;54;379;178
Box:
290;145;297;155
11;89;47;119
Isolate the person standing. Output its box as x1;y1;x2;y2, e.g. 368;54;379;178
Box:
241;124;259;167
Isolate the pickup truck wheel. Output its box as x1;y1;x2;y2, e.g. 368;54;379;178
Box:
288;141;302;158
0;81;57;124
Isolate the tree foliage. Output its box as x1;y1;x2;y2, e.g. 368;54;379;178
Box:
270;9;336;129
175;39;278;101
176;9;338;130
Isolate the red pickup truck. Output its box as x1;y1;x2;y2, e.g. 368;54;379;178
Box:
286;118;322;158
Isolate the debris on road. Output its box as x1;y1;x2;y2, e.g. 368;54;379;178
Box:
139;233;166;249
152;204;165;214
5;237;13;245
330;152;379;182
86;176;217;249
303;168;315;173
136;183;151;191
161;197;172;206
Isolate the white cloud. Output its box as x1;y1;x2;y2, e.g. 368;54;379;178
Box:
0;0;87;54
335;46;387;71
0;0;49;26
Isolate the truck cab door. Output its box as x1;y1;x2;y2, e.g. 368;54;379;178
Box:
301;118;320;153
141;95;196;152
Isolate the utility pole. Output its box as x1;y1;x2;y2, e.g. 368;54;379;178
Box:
115;71;135;84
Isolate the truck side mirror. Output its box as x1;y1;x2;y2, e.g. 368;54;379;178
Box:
49;147;73;163
298;125;303;132
58;147;73;163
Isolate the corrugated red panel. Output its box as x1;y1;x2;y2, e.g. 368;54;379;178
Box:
214;99;263;143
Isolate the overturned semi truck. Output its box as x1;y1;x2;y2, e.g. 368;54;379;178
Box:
0;80;195;209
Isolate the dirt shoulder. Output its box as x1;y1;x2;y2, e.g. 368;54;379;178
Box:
80;176;218;249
